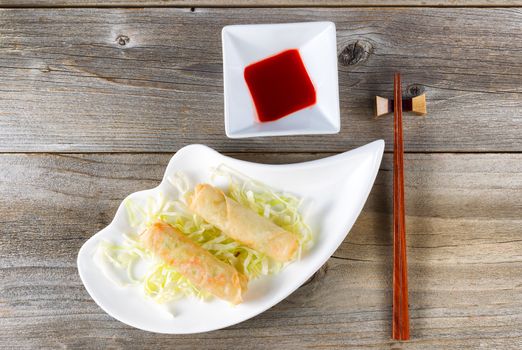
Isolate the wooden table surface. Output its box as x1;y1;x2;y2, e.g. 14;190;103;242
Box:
1;2;521;349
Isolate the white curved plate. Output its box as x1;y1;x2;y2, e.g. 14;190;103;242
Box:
77;140;384;334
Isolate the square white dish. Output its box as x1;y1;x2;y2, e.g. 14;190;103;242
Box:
222;21;340;138
77;140;384;334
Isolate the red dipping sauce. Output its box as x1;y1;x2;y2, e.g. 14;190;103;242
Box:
244;49;316;123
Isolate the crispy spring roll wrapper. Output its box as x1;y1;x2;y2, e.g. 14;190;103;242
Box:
189;184;299;262
140;221;248;305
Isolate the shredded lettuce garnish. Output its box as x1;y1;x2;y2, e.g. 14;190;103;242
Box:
96;167;312;305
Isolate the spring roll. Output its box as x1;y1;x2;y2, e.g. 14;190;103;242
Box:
189;184;299;262
140;221;248;305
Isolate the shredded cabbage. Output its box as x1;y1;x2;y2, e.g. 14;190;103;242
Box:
96;167;312;304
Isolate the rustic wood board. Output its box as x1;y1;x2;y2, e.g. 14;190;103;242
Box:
1;152;521;348
2;0;522;7
0;8;520;153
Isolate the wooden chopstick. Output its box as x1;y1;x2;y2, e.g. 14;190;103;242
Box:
392;72;410;340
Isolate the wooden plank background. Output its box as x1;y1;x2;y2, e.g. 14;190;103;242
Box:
0;2;521;350
0;8;520;152
2;1;522;7
1;153;521;348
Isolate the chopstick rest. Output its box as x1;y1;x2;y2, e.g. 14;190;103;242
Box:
375;93;427;118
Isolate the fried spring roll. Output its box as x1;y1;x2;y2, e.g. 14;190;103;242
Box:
141;221;248;305
189;184;298;262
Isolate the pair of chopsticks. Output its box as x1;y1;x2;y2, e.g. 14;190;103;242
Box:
392;73;410;340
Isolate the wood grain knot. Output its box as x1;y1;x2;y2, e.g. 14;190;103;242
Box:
40;65;51;73
303;262;329;287
406;84;425;97
338;40;372;66
116;35;130;46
